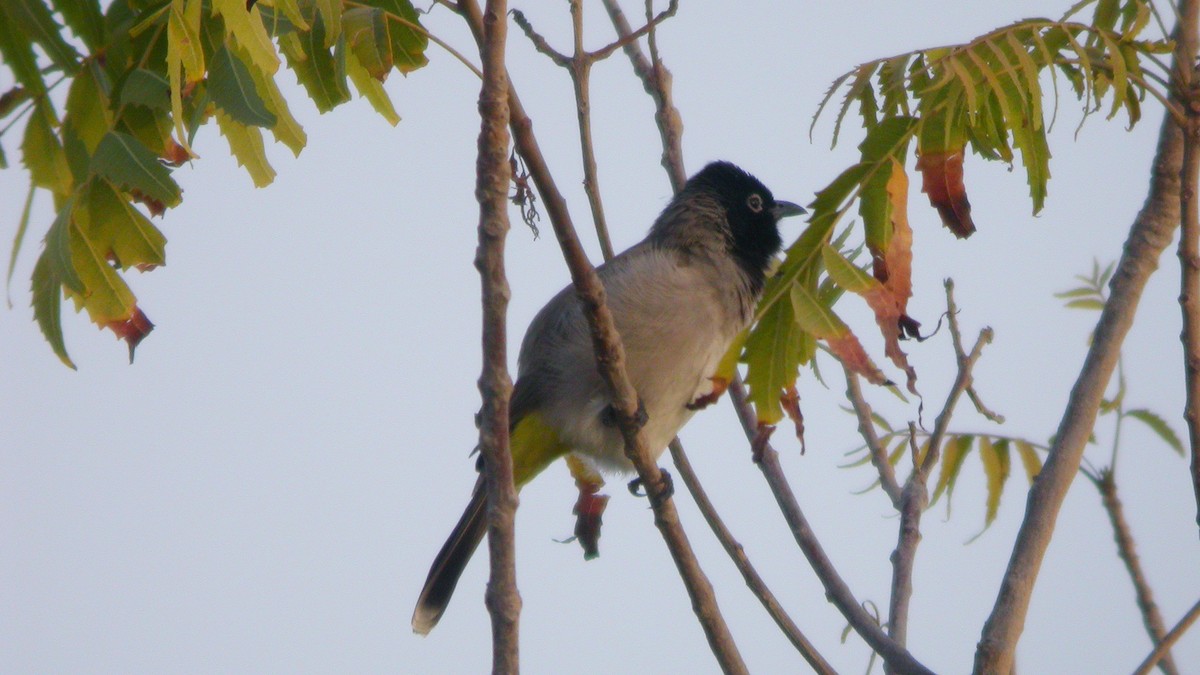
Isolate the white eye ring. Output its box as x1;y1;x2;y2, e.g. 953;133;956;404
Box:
747;193;764;213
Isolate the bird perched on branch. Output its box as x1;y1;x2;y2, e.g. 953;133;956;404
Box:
412;161;804;635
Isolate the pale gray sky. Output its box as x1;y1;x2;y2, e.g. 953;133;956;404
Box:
3;2;1198;673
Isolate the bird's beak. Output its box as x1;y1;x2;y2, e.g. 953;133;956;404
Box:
773;200;807;220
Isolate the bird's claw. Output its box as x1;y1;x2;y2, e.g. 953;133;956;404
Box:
601;397;649;430
627;469;675;507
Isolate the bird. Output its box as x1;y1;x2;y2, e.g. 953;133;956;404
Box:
411;161;805;635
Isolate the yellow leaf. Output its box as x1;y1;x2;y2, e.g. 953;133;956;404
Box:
212;0;280;75
234;41;307;155
978;437;1011;529
1014;440;1042;482
170;1;205;85
346;48;400;126
215;110;276;187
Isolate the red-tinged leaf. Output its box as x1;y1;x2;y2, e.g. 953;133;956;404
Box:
129;190;167;217
104;306;154;362
916;149;976;238
163;139;191;166
826;332;889;385
862;159;918;393
781;385;805;454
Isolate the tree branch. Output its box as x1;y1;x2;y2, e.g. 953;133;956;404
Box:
600;0;687;191
1092;470;1180;675
973;55;1189;675
1133;597;1200;675
726;378;935;675
844;368;903;508
473;0;520;670
1177;10;1200;540
668;439;836;675
889;281;992;664
457;4;749;671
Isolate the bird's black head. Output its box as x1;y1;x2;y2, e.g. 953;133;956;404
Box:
682;161;804;294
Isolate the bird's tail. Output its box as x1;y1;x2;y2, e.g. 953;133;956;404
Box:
411;477;488;635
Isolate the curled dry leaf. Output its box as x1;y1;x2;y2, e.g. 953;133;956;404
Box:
916;150;975;238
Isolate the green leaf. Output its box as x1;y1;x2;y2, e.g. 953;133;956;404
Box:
22;103;74;196
358;0;428;74
1014;440;1042;482
118;104;174;158
315;0;341;47
7;182;36;305
743;292;805;425
0;2;46;95
64;61;114;153
215;109;276;187
45;194;84;293
346;48;400;125
66;212;137;322
209;45;278;127
119;68;172;111
790;279;846;340
343;7;394;80
81;179;168;269
234;41;307;154
212;0;281;75
50;0;105;51
31;251;76;368
1065;298;1105;310
90;131;183;208
1053;287;1098;299
822;244;878;294
5;0;81;70
932;434;972;509
1125;409;1185;456
978;436;1011;530
279;14;351;113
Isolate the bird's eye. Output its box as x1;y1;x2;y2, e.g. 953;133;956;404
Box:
747;194;764;213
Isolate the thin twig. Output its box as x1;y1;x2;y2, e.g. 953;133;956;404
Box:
456;4;749;671
1133;598;1200;675
844;367;904;508
889;282;992;665
601;0;686;191
727;379;935;675
473;0;520;670
668;439;836;675
566;0;615;261
973;42;1191;675
1092;471;1180;675
1178;51;1200;541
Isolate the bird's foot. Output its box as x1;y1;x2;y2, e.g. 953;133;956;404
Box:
627;469;675;507
600;397;649;430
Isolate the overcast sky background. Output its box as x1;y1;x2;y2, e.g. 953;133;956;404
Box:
3;1;1199;673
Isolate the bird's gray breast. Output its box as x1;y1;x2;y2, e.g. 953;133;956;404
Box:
515;244;755;473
